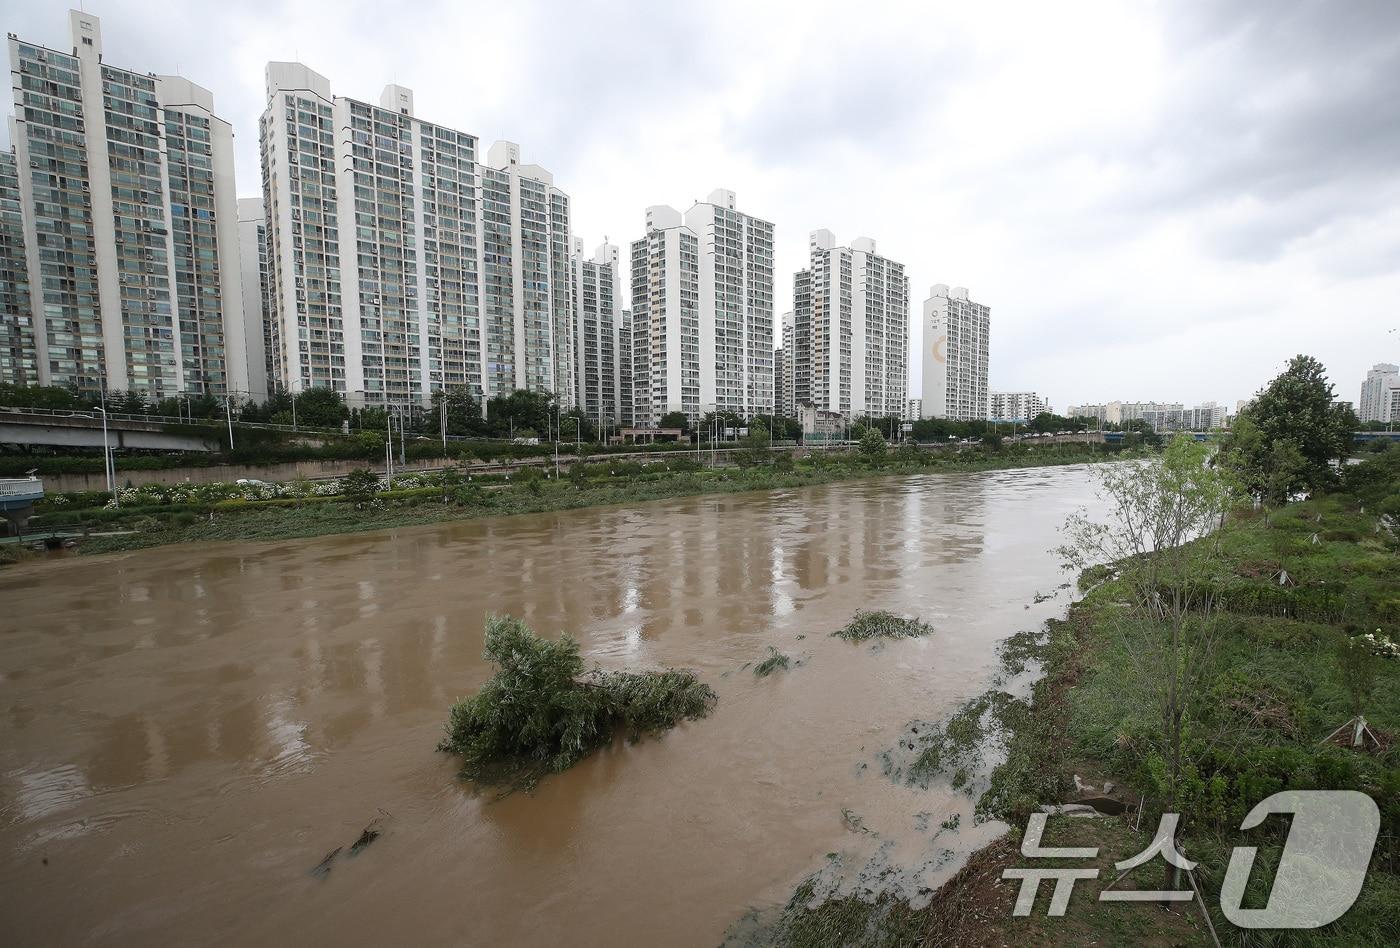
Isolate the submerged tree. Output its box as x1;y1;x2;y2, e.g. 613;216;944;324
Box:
439;616;716;786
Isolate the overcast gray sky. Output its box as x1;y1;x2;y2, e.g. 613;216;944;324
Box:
6;0;1397;410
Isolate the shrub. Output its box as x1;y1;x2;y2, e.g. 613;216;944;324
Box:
832;610;934;642
340;468;380;501
438;616;716;786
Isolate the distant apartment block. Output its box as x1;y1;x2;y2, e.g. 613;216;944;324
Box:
6;11;249;398
235;198;272;401
1068;400;1225;431
773;346;786;416
1359;363;1400;423
919;285;989;420
906;398;921;421
774;309;794;416
988;391;1049;423
629;190;774;425
570;240;626;428
791;230;908;419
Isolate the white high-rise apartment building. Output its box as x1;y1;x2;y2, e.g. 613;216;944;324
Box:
777;310;795;416
792;230;908;419
0;148;36;385
988;391;1049;422
629;190;774;425
6;11;248;398
480;141;573;403
260;65;501;409
920;285;989;420
570;239;626;427
236;198;272;401
1360;363;1399;423
619;308;633;427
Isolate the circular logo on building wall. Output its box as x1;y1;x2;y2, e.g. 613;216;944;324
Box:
932;335;947;363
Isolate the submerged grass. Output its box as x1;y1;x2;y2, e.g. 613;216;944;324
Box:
438;615;715;788
751;450;1400;947
755;647;792;677
833;610;935;643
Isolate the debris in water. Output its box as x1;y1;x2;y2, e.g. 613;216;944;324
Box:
831;610;934;643
753;647;790;677
311;846;342;879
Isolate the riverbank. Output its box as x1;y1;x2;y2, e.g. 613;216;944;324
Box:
756;452;1400;946
8;442;1118;560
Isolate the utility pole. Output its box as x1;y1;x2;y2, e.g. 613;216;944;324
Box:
225;393;235;450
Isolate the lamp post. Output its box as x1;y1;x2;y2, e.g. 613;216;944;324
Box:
94;406;117;508
224;392;236;450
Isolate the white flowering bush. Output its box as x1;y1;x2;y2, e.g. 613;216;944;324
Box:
1360;630;1400;661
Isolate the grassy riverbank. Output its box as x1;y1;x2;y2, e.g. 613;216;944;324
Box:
12;442;1116;559
757;448;1400;947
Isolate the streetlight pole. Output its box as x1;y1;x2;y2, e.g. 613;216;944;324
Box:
225;392;235;450
94;406;117;508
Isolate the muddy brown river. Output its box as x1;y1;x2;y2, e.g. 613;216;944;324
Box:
0;466;1103;946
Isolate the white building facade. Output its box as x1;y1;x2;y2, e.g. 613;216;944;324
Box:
791;230;908;420
6;11;248;398
629;190;774;425
988;391;1049;423
0;149;36;385
235;197;272;401
1360;363;1399;423
570;239;625;428
259;66;571;410
919;285;989;420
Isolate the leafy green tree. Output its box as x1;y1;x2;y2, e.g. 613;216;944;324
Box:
429;386;485;436
294;387;349;428
858;427;886;460
735;424;771;468
1059;434;1238;822
658;411;690;432
1262;437;1308;512
487;389;556;438
1122;418;1162;449
0;383;83;410
1223;355;1353;494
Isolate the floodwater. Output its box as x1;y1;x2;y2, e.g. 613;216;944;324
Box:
0;465;1103;947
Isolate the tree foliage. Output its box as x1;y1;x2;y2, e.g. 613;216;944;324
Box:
1221;355;1354;497
438;616;716;785
1059;434;1239;813
858;427;887;459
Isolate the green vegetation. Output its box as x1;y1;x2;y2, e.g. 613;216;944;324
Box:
1220;354;1357;501
751;346;1398;948
754;647;792;677
437;615;716;788
832;610;935;643
15;440;1119;558
755;444;1399;947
